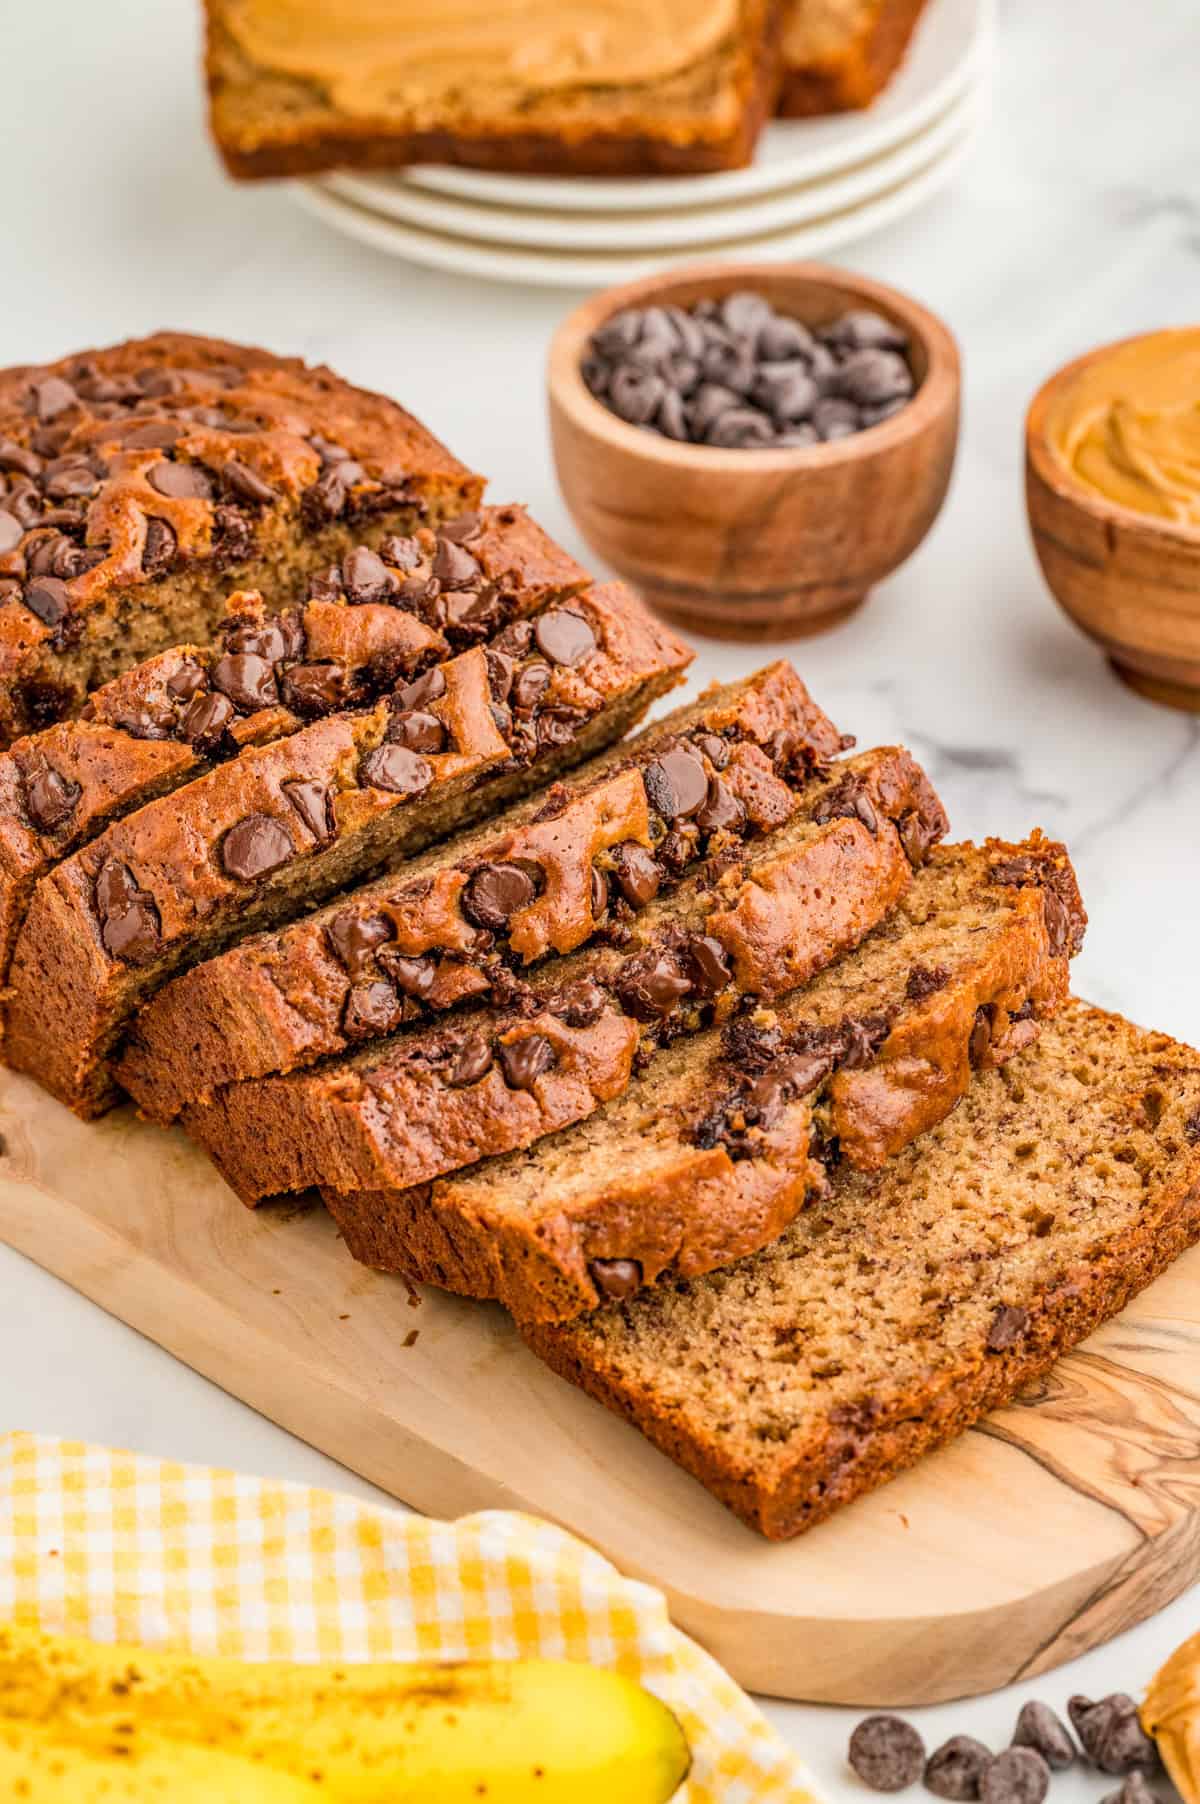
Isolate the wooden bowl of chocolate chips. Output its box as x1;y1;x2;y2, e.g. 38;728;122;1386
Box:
548;261;961;640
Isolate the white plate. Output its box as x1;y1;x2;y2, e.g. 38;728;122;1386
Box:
317;83;978;254
347;0;991;215
290;104;982;288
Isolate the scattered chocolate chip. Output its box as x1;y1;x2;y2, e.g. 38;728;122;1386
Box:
42;460;99;501
534;607;597;667
1042;889;1071;959
848;1715;926;1792
462;861;539;931
813;773;879;835
906;963;949;1004
119;420;183;450
220;813;295;882
491;619;535;660
1186;1107;1200;1146
342;980;403;1040
0;510;22;554
22;577;69;628
1101;1774;1161;1804
282;779;334;844
1067;1697;1157;1776
179;688;235;749
148;459;213;500
304;464;349;521
389;708;447;754
141;516;178;577
969;1005;994;1068
432;536;480;589
547;978;606;1028
695;775;746;837
440;511;482;544
1012;1702;1076;1771
446;1033;494;1088
166;660;206;704
980;1749;1049;1804
612;842;661;909
393;665;447;713
24;761;81;832
34;377;78;422
210;650;278;713
377;950;436;999
0;441;42;479
282;662;347;716
615;949;692;1022
590;1258;643;1302
682;934;731;1000
359;744;433;797
690;731;730;770
644;747;708;820
223;459;277;505
511;661;552;713
925;1737;993;1800
898;806;940;867
327;911;393;976
342;545;395;604
590;865;608;919
986;1304;1028;1352
497;1033;556;1091
95;860;161;964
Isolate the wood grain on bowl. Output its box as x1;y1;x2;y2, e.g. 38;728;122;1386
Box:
548;262;961;641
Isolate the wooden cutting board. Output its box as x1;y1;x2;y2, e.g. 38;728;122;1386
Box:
3;1064;1200;1707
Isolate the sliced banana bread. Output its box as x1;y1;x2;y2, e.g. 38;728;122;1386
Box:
4;582;689;1116
323;834;1083;1321
778;0;931;115
0;505;587;1008
0;332;483;746
205;0;780;180
178;753;953;1207
525;1001;1200;1539
119;662;855;1121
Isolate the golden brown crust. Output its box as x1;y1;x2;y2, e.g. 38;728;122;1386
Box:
117;665;845;1122
0;331;482;744
204;1;782;180
525;1003;1200;1537
776;0;929;114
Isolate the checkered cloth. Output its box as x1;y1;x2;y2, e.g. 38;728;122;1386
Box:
0;1433;818;1803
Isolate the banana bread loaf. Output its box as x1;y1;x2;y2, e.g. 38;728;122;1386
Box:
525;1000;1200;1538
0;332;482;746
204;0;781;180
323;834;1083;1321
119;662;854;1121
4;582;689;1116
178;748;952;1206
0;505;587;1008
777;0;931;115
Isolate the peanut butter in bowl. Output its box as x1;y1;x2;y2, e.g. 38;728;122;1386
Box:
1044;327;1200;527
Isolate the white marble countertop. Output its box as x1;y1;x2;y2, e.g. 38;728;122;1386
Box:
3;0;1200;1793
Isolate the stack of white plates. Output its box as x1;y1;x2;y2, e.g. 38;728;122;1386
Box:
292;0;992;287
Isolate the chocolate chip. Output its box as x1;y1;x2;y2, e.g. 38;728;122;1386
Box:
814;397;861;441
440;511;482;544
813;774;879;836
141;516;177;577
342;981;403;1040
690;731;730;771
359;744;433;797
462;861;539;931
327;910;393;976
1013;1703;1076;1771
969;1005;994;1068
838;349;914;407
980;1749;1049;1804
282;779;334;844
925;1737;993;1800
491;619;535;661
211;651;278;713
1101;1775;1161;1804
281;662;346;717
389;708;447;754
511;662;552;713
432;536;480;590
377;950;436;999
342;545;395;604
848;1716;926;1792
682;934;731;1000
0;441;42;479
906;963;949;1004
547;978;606;1028
179;688;235;749
485;649;515;704
822;308;909;353
589;1258;643;1302
304;464;349;521
95;860;161;965
220;813;295;882
535;706;584;750
164;660;207;703
24;761;81;832
0;510;22;553
119;421;183;450
34;377;78;422
393;665;447;712
986;1304;1028;1352
644;747;708;820
41;460;98;501
446;1033;494;1088
1186;1107;1200;1146
497;1033;555;1091
534;607;597;667
590;866;608;919
608;366;666;425
898;806;939;867
694;776;746;837
22;577;69;627
148;460;213;501
615;949;692;1022
1067;1697;1157;1776
223;459;277;505
1042;889;1070;959
612;842;661;909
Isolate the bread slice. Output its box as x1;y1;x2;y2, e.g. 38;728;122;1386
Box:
176;741;949;1207
777;0;930;115
323;835;1083;1321
0;333;482;747
119;662;853;1121
0;505;588;1012
3;582;689;1117
525;1000;1200;1537
204;0;780;180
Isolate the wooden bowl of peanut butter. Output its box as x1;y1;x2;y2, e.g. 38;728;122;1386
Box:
1026;328;1200;711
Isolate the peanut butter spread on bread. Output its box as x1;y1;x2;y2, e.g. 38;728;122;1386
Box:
223;0;738;108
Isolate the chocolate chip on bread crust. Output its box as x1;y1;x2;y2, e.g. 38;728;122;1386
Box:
118;662;853;1122
0;331;485;746
3;581;690;1116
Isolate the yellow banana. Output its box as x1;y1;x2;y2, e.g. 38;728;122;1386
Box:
0;1622;690;1803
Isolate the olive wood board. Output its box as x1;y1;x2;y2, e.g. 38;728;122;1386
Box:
3;1065;1200;1706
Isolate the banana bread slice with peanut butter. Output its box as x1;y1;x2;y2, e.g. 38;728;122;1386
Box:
0;505;589;1013
323;834;1084;1321
524;1000;1200;1539
4;581;689;1117
119;661;854;1121
179;742;949;1206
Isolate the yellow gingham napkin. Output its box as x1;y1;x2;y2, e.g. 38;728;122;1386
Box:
0;1433;818;1803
